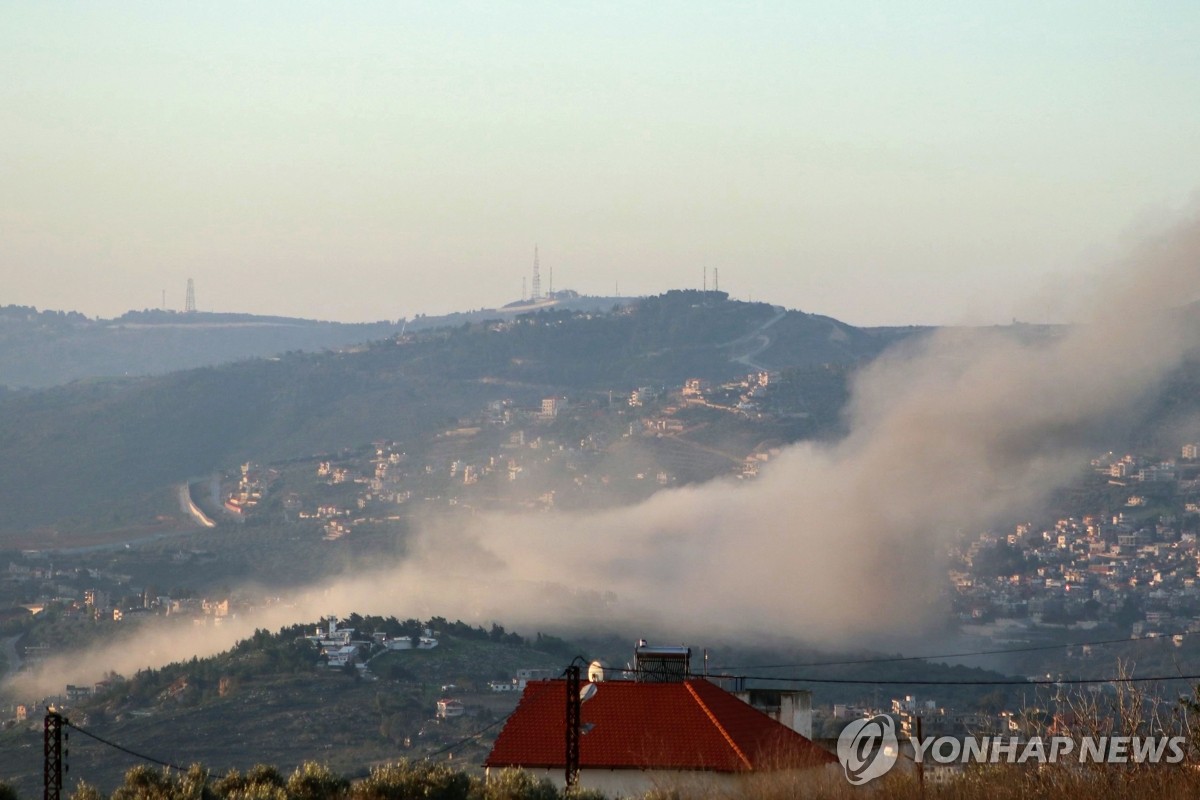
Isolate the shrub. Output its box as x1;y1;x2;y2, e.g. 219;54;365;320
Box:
350;761;470;800
471;769;557;800
68;783;105;800
286;763;349;800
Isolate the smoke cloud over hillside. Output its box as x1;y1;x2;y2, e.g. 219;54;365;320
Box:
9;214;1200;698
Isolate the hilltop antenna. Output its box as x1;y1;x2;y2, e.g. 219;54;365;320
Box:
703;267;707;292
531;246;541;302
714;268;719;293
184;278;196;313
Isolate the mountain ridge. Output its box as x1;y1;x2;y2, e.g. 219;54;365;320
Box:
0;291;910;533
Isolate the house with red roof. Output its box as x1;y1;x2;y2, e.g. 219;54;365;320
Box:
484;678;837;796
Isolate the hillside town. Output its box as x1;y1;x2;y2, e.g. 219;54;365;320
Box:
950;447;1200;642
219;370;807;541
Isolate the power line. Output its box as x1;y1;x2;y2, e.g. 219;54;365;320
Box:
423;715;508;759
423;680;558;760
708;630;1192;672
700;671;1200;687
591;661;1200;687
64;720;189;772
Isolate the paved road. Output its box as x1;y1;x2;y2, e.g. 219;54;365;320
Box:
729;306;788;371
178;481;217;528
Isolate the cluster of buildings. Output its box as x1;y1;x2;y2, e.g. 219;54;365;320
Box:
4;555;248;626
950;446;1200;639
301;617;440;672
239;372;789;537
222;462;272;516
679;371;772;415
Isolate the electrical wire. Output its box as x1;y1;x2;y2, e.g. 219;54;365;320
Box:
423;678;558;759
706;629;1192;672
594;662;1200;687
423;715;509;759
64;719;189;771
697;671;1200;687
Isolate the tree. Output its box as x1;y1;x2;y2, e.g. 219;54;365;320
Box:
287;763;348;800
349;762;468;800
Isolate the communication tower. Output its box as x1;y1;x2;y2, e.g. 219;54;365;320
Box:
531;246;541;301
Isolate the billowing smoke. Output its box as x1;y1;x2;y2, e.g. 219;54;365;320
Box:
9;214;1200;697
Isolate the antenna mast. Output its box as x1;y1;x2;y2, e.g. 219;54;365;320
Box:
531;246;541;301
184;278;196;313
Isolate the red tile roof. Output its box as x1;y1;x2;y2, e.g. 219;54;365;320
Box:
485;679;836;773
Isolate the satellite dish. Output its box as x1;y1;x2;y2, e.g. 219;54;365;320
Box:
580;683;598;703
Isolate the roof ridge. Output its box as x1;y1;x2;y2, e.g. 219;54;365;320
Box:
684;681;752;770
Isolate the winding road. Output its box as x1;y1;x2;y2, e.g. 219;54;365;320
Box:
728;306;788;371
178;481;217;528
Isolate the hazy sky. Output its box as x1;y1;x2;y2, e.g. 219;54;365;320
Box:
4;2;1199;326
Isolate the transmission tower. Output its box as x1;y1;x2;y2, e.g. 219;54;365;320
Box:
44;710;64;800
531;246;541;302
565;664;581;790
184;278;196;313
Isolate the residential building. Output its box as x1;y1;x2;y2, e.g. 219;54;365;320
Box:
485;678;836;796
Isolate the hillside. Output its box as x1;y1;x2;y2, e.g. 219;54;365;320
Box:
0;617;1031;797
0;292;911;534
0;294;629;390
0;307;402;390
0;618;576;795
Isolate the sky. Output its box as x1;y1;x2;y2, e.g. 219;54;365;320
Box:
3;2;1200;327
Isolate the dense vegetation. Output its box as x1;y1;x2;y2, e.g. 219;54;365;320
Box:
8;757;1200;800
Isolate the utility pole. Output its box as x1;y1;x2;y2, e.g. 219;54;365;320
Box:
565;663;581;790
44;709;64;800
915;716;924;797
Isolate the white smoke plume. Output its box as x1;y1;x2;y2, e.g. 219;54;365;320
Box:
9;213;1200;698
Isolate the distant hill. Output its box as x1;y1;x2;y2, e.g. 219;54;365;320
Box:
0;293;631;389
0;291;912;533
0;306;401;389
